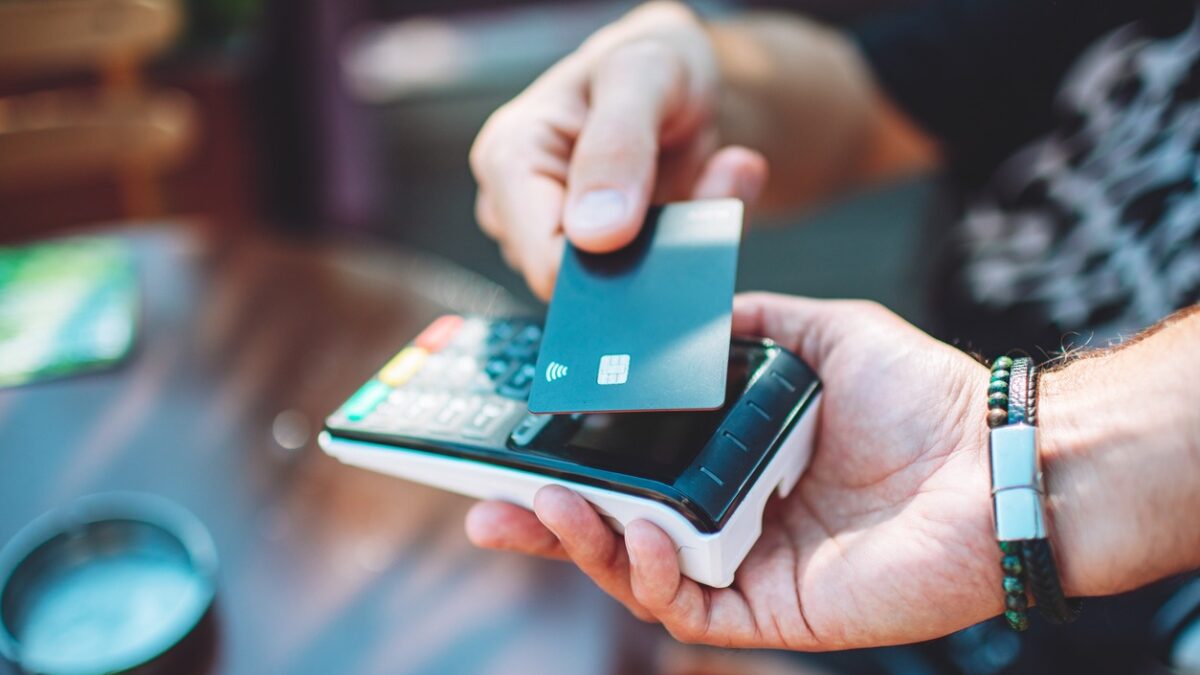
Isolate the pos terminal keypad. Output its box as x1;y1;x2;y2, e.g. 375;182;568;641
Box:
331;316;548;449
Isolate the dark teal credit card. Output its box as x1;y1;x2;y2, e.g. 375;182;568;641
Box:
528;199;743;414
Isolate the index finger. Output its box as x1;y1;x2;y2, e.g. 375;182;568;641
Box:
488;170;568;302
470;99;578;301
624;519;760;646
465;500;568;561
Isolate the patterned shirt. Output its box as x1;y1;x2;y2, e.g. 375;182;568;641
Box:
856;0;1199;355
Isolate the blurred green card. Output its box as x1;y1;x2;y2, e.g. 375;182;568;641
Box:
0;237;138;387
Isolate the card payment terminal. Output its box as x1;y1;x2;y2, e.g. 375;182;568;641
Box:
320;315;821;587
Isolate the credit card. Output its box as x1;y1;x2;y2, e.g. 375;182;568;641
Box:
528;199;743;414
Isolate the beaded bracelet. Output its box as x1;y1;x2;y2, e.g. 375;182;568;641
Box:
988;355;1081;632
987;356;1012;429
987;356;1030;631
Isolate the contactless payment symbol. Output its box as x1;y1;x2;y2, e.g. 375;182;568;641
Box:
597;354;630;385
545;361;569;382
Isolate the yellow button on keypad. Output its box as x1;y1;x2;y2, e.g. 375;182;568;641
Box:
379;346;428;387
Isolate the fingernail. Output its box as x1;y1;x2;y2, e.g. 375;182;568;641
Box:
626;540;641;570
569;189;628;232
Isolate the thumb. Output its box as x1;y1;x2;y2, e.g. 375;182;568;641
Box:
564;41;691;253
732;293;881;372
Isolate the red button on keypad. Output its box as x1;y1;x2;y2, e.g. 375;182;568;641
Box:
414;315;464;352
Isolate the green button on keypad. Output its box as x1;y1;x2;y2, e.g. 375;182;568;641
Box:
343;379;391;421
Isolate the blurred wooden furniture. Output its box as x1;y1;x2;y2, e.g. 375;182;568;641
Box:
0;224;650;675
0;0;196;218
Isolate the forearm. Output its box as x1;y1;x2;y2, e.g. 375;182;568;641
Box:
708;13;939;212
1039;306;1200;597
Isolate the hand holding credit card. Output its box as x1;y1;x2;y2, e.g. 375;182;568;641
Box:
528;199;743;414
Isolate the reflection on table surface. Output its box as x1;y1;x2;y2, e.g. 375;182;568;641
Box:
0;224;649;675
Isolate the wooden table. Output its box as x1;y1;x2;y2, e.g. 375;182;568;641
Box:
0;225;650;675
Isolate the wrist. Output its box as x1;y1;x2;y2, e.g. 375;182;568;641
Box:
1038;335;1200;597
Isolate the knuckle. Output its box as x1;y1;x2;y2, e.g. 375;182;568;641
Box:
843;299;892;321
476;118;554;180
468;128;494;179
499;245;521;272
630;608;659;624
578;121;655;165
599;38;685;89
475;195;498;236
738;291;781;306
470;105;517;176
664;621;702;645
570;541;607;569
468;133;485;174
852;298;886;313
468;140;494;182
639;0;699;23
608;38;679;71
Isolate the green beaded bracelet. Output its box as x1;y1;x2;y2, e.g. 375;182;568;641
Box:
987;359;1013;430
989;357;1031;632
999;538;1030;631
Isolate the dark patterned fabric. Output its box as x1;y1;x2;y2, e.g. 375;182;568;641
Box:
852;0;1170;186
936;6;1200;353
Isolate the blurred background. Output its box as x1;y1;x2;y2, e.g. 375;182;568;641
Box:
0;0;931;320
6;2;1200;674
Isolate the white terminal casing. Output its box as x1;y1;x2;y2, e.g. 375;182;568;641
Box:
319;392;820;588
